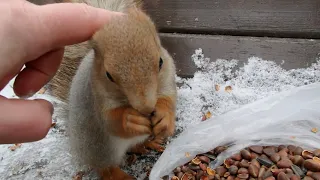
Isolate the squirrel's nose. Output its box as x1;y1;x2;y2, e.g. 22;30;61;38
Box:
150;111;156;117
139;108;155;117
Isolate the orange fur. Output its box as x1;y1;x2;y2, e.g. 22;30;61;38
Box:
128;96;176;153
152;96;176;136
97;166;135;180
106;106;152;139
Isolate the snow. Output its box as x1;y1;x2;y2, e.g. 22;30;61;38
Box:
1;49;320;180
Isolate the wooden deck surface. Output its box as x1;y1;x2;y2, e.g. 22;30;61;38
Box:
29;0;320;77
144;0;320;39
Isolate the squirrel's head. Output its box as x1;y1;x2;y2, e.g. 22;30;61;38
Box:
91;8;164;116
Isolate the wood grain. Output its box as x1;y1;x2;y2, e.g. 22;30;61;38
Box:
145;0;320;38
159;33;320;77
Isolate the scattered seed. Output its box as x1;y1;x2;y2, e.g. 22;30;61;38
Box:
207;167;216;176
294;147;304;156
228;165;238;175
264;177;275;180
291;155;305;166
310;172;320;180
279;149;289;157
174;167;182;174
181;173;193;180
189;164;201;171
290;175;301;180
258;167;266;178
203;154;216;160
177;172;184;179
9;144;22;151
216;166;227;176
51;122;57;128
263;147;276;157
251;152;259;159
263;169;273;179
72;171;85;180
248;164;259;177
200;163;207;171
38;87;47;94
192;157;202;165
291;164;305;178
224;172;230;178
303;159;320;172
277;159;293;168
231;153;242;161
224;158;234;168
225;86;232;93
271;168;286;177
303;176;314;180
302;150;314;159
313;157;320;163
257;157;274;168
239;159;250;168
249;146;263;154
288;146;297;154
270;153;281;163
277;172;290;180
240;149;252;160
251;159;261;169
311;128;318;133
238;168;248;174
162;175;169;180
168;145;320;180
185;152;191;158
313;149;320;157
215;85;220;91
215;146;227;155
237;173;249;179
205;112;212;119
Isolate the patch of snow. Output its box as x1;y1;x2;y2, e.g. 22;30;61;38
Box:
1;49;320;180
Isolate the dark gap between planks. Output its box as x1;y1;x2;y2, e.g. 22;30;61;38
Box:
158;28;320;40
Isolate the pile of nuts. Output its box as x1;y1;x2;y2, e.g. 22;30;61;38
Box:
162;145;320;180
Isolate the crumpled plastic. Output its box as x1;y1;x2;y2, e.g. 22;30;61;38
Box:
149;83;320;179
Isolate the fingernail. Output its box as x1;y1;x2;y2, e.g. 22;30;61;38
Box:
19;91;35;99
34;99;54;115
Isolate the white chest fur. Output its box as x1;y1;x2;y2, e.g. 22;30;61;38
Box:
110;134;149;163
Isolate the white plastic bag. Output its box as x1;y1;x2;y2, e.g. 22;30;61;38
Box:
149;82;320;179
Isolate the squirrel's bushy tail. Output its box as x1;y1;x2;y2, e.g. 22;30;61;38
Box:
48;0;142;102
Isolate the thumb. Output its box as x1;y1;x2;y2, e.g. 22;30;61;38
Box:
0;97;53;144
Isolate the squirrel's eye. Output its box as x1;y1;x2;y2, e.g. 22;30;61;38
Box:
106;71;114;82
159;57;163;71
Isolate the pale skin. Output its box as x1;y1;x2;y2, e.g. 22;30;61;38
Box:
0;0;122;144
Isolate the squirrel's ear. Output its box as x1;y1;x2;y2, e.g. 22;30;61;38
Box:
89;39;99;53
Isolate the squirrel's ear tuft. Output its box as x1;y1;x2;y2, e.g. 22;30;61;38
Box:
89;39;100;55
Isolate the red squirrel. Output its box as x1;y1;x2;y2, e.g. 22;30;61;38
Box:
48;0;177;179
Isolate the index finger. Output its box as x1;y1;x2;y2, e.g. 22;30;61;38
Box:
23;1;122;60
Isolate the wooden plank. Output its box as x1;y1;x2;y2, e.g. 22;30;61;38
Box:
145;0;320;38
159;33;320;77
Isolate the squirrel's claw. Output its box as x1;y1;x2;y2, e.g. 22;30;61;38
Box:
151;97;176;138
127;143;150;155
98;167;135;180
144;139;165;153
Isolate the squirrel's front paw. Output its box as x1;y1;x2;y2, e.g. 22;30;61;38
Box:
151;97;176;137
123;108;152;137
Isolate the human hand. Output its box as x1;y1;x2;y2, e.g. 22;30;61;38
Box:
0;0;121;144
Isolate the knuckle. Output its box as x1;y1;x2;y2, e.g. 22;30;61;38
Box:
78;3;92;16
